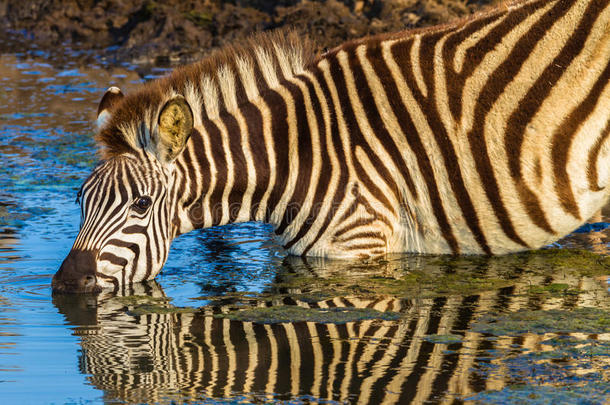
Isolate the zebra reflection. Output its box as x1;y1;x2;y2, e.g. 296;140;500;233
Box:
54;256;609;404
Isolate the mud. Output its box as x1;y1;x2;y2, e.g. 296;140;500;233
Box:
1;0;500;65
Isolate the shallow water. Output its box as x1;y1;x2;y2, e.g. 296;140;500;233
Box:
0;47;609;405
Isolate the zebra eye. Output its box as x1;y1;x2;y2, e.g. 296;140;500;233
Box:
133;196;152;212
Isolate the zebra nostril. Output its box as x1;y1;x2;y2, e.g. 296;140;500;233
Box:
83;275;96;288
54;249;99;293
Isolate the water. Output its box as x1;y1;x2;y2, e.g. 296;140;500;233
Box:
0;48;609;405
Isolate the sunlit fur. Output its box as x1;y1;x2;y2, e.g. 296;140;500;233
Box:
63;0;609;290
74;152;176;288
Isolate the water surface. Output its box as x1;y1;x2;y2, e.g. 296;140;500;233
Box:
0;47;609;404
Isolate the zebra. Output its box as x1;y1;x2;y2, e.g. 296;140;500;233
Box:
53;256;610;404
52;0;610;293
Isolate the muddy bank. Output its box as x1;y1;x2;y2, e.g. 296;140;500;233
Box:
1;0;499;65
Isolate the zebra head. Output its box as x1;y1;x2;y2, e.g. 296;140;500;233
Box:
52;87;194;293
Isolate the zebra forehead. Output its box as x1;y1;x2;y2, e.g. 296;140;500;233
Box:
96;28;317;160
85;154;161;189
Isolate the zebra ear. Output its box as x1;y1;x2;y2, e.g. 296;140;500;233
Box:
156;95;193;163
96;87;124;130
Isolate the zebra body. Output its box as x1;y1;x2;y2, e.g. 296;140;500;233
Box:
53;0;610;292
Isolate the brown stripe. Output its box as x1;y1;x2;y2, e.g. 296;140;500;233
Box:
106;238;141;284
201;119;227;226
444;13;508;121
263;90;290;222
345;243;386;251
282;74;331;250
98;252;128;267
95;271;119;291
329;53;398;215
333;231;386;244
302;65;350;255
239;102;269;219
333;217;378;239
275;80;314;235
336;190;360;224
391;37;468;254
348;45;420;202
187;130;211;227
220;112;248;223
464;0;575;245
149;191;163;264
506;0;596;229
444;0;546;121
588;119;610;192
143;234;153;282
553;61;610;219
182;131;205;207
354;185;393;228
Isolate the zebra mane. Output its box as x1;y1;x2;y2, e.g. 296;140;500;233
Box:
96;29;317;159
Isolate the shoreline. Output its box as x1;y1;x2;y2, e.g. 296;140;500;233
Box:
1;0;496;66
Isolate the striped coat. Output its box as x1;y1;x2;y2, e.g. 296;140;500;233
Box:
53;0;610;291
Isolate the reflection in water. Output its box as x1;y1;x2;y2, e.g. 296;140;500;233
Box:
54;255;609;404
557;208;610;255
0;224;21;374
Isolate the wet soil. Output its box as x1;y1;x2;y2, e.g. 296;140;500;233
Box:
1;0;501;65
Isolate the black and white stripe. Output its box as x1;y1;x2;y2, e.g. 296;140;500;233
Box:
55;0;610;291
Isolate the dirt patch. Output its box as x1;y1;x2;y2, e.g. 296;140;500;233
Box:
1;0;500;64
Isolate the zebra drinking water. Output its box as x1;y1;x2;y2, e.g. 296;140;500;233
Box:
53;0;610;293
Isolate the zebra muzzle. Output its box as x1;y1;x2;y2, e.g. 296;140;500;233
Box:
52;250;101;294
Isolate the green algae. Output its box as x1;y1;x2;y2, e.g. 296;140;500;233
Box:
423;334;464;344
114;295;169;305
429;248;610;278
113;295;197;316
213;305;401;324
519;248;610;277
272;270;516;299
127;305;197;316
527;283;581;296
270;248;609;301
473;307;610;336
538;336;610;358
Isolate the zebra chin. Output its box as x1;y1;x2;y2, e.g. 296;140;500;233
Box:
52;249;102;294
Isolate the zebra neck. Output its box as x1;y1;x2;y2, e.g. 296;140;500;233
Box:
182;81;314;233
